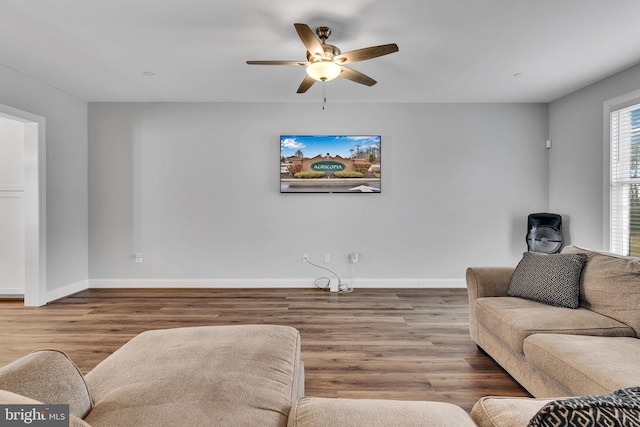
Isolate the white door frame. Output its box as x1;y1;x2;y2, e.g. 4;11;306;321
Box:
0;104;46;306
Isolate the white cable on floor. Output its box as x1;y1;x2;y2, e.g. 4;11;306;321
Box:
304;258;353;293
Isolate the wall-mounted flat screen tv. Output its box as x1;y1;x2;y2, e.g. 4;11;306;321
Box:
280;135;381;193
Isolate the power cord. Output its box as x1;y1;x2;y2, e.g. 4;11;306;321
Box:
304;258;353;293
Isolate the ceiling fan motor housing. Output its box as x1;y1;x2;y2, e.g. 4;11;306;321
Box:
526;213;563;254
306;44;341;62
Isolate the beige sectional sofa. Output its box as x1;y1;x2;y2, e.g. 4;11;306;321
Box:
467;245;640;398
0;324;477;427
2;247;639;427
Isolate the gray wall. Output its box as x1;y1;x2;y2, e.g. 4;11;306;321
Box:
88;102;548;287
3;53;640;295
549;62;640;250
0;64;88;299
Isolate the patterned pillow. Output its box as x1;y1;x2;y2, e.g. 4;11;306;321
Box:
528;386;640;427
508;252;588;309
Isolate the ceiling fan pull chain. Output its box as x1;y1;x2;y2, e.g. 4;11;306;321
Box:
323;81;327;110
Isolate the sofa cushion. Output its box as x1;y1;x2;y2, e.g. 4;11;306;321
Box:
0;390;93;427
524;334;640;396
288;397;477;427
562;245;640;336
508;252;587;309
470;396;553;427
0;349;92;419
529;386;640;427
85;325;302;427
474;297;635;354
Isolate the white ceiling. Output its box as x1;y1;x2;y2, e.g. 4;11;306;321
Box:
2;0;640;103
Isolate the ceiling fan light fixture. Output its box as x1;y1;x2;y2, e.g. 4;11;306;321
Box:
306;61;341;82
246;23;399;93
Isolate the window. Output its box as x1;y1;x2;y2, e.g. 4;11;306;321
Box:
610;103;640;256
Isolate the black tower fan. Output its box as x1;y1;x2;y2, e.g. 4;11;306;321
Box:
526;213;563;254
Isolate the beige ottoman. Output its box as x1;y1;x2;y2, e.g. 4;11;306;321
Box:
85;325;304;427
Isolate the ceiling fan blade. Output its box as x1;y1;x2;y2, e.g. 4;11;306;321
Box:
334;43;399;64
339;67;377;86
246;60;308;66
297;75;316;93
294;23;324;58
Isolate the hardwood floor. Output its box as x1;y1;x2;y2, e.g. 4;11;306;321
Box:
0;288;529;411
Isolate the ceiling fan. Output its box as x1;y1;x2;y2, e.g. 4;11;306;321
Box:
246;23;399;93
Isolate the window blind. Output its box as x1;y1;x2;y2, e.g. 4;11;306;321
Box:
610;103;640;256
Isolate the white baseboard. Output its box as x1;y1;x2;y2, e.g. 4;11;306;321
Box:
0;287;24;296
347;278;466;288
88;278;466;289
35;278;466;303
47;280;89;302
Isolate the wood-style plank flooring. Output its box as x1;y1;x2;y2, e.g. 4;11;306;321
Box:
0;288;529;411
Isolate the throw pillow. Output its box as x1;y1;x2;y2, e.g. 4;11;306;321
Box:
508;251;588;309
0;349;92;419
528;386;640;427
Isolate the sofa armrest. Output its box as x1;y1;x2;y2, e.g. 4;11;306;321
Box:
466;267;514;343
466;267;514;300
470;396;553;427
0;390;93;427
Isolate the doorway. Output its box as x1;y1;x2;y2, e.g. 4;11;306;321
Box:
0;104;46;306
0;116;25;295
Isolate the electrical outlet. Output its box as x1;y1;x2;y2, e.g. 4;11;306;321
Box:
350;252;359;263
135;253;143;263
303;253;309;262
324;253;330;263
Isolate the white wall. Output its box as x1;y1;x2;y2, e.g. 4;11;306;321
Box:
0;64;88;300
549;63;640;250
88;102;548;287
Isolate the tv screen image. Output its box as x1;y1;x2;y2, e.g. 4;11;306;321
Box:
280;135;381;193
